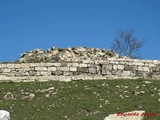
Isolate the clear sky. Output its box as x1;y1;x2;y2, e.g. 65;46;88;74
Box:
0;0;160;62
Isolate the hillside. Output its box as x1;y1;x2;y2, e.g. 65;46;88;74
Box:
1;79;160;120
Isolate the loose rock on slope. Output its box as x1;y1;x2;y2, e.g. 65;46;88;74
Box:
18;47;120;63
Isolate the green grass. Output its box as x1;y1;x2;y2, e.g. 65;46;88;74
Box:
0;79;160;120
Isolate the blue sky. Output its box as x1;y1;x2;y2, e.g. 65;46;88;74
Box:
0;0;160;61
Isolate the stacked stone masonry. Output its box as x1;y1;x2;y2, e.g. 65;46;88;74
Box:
0;58;160;82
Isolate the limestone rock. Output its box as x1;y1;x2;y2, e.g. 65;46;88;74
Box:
18;47;120;63
28;93;35;100
0;110;10;120
3;92;14;100
104;111;145;120
78;67;89;73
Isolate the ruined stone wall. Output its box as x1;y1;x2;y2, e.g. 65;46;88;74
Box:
0;58;160;82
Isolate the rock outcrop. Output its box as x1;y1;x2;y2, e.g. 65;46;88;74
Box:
19;47;120;63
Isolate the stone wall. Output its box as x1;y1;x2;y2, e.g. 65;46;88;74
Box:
0;58;160;82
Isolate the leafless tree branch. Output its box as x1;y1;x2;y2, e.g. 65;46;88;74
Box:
111;30;145;58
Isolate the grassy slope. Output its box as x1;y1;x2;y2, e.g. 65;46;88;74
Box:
0;79;160;120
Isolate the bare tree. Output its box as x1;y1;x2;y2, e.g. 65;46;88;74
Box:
111;30;145;58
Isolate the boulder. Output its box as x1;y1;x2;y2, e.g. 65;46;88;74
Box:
0;110;10;120
104;111;145;120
